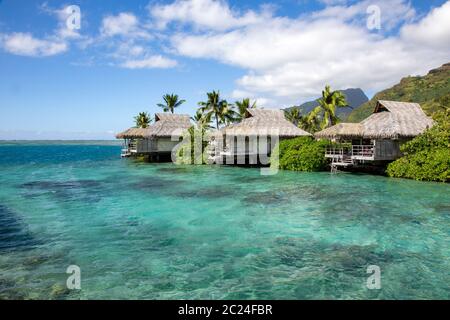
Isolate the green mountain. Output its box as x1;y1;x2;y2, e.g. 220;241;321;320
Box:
348;63;450;123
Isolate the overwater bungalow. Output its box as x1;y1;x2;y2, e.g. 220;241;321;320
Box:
116;113;191;161
213;108;311;164
315;100;434;169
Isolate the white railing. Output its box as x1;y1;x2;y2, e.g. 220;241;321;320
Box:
326;145;374;159
122;140;138;154
325;147;351;159
352;145;374;158
326;147;347;156
129;141;137;152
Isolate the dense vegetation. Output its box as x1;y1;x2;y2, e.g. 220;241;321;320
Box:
386;109;450;182
271;137;329;171
348;63;450;122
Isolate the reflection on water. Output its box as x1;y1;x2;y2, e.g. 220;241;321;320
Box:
0;143;449;299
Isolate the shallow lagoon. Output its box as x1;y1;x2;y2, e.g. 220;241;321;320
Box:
0;143;449;299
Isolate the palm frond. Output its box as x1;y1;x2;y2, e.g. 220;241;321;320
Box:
158;93;186;113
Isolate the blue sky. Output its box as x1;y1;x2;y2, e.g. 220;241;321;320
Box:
0;0;449;139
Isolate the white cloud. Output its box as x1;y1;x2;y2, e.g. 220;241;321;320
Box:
172;18;372;71
158;0;450;106
401;1;450;50
0;3;91;58
312;0;416;30
1;32;67;57
120;55;178;69
127;45;145;56
109;41;147;59
318;0;348;5
2;0;448;97
230;90;275;108
38;2;91;48
101;12;150;39
99;13;163;68
231;89;255;99
150;0;270;31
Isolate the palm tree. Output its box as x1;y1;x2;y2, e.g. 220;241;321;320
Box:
191;109;212;129
284;107;304;127
316;85;348;129
191;109;203;123
134;112;152;128
299;85;348;132
234;98;257;121
198;91;236;129
303;106;323;133
157;94;186;113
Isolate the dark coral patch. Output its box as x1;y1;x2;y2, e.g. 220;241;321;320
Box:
173;186;237;199
0;205;40;252
242;191;290;206
156;167;192;174
20;180;104;203
131;177;179;191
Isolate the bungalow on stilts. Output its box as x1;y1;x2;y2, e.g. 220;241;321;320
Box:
315;100;434;172
213;108;311;165
116;113;191;162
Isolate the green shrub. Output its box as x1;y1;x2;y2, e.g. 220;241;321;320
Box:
386;109;450;182
271;136;329;172
387;148;450;182
400;123;449;154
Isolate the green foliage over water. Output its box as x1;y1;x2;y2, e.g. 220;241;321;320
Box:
387;109;450;182
348;63;450;122
271;136;329;171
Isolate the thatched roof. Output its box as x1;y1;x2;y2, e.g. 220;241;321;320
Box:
222;108;311;137
143;113;191;138
314;123;363;139
116;113;191;139
315;100;434;140
361;100;434;138
116;127;151;139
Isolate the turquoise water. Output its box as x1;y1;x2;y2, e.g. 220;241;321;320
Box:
0;142;449;299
